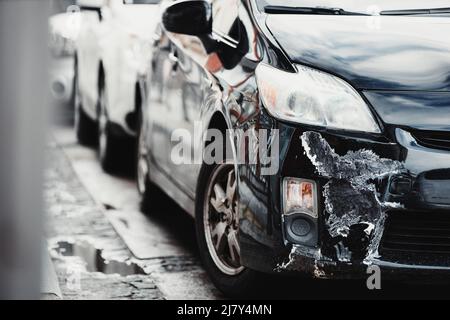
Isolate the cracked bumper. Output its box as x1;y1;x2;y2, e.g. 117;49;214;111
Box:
239;115;450;278
285;127;450;277
285;245;450;282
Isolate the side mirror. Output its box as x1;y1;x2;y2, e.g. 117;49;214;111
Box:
162;0;212;36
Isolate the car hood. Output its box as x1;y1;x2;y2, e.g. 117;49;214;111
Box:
266;14;450;92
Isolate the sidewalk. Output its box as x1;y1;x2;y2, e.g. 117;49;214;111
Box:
44;139;164;300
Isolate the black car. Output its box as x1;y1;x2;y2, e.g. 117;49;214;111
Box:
137;0;450;296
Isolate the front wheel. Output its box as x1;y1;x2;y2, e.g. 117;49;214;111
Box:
74;60;97;146
97;84;123;174
195;162;262;298
136;109;161;214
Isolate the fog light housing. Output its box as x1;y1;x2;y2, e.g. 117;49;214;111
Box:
290;217;311;237
283;178;318;218
284;215;316;245
282;178;318;246
389;175;412;195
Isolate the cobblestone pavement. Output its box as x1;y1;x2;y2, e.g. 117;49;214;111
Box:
45;125;222;300
45;143;164;300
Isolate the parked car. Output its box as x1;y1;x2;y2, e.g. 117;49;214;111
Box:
49;1;78;108
74;0;161;172
137;0;450;296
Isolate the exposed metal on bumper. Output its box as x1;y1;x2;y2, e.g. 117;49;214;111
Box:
279;244;450;282
277;129;450;279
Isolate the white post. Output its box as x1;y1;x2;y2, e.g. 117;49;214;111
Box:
0;0;50;299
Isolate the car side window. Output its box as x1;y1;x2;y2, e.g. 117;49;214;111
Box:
211;0;240;47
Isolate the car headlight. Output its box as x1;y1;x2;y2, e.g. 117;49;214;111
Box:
255;64;381;133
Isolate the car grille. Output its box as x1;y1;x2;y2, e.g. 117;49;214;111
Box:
380;211;450;264
412;130;450;151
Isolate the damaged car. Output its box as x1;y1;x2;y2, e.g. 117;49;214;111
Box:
138;0;450;296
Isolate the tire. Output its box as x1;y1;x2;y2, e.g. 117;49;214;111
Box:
97;82;123;174
195;162;262;298
136;107;160;214
74;59;97;146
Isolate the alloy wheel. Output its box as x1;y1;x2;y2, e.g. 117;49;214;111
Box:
204;163;245;276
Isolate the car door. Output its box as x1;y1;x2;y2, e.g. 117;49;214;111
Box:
164;0;242;196
76;2;105;119
148;31;187;178
102;0;160;134
99;0;124;126
162;35;208;198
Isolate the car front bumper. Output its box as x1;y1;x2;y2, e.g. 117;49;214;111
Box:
50;56;74;104
282;243;450;282
238;110;450;279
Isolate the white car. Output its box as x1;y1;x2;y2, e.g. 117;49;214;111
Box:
74;0;161;172
49;1;78;108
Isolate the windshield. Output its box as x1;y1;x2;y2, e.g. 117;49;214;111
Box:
257;0;450;14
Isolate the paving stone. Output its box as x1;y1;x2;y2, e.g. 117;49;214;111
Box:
45;144;165;300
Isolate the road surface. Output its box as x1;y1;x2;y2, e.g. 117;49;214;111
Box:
45;120;450;300
47;124;222;300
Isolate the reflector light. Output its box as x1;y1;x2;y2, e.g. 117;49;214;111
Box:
283;178;318;218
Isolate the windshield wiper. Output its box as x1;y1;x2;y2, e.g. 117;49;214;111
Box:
380;7;450;15
264;5;369;16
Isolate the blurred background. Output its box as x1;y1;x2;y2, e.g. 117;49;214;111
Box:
49;0;77;123
0;0;221;300
0;0;50;300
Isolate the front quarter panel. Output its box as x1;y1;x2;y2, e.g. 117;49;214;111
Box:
76;10;104;119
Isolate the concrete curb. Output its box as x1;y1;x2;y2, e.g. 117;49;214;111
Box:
41;245;62;300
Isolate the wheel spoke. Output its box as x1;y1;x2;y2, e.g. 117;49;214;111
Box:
211;221;227;251
227;229;240;264
226;171;236;203
210;184;227;214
